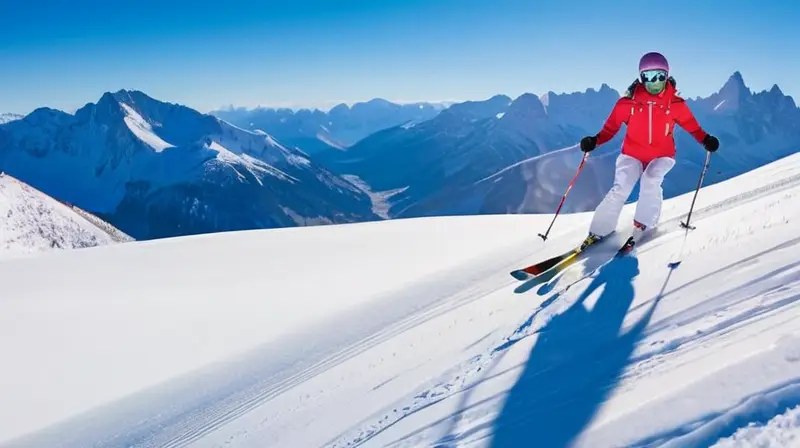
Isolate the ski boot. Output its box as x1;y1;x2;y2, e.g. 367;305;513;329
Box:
579;232;604;251
619;221;647;255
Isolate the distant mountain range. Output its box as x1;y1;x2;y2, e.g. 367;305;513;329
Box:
0;91;379;240
210;99;448;153
317;71;800;219
0;71;797;241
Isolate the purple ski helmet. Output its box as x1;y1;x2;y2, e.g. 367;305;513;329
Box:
638;52;669;74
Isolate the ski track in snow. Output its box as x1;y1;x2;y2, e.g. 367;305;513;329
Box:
2;153;800;447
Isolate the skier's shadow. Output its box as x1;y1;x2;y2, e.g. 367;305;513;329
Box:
491;255;661;447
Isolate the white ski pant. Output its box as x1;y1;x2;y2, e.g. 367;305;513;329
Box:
589;154;676;236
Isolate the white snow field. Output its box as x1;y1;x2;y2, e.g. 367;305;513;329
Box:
2;151;800;448
0;173;131;258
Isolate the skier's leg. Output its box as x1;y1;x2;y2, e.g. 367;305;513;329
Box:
588;154;643;237
634;156;676;231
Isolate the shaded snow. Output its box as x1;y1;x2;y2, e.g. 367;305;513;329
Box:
317;132;347;150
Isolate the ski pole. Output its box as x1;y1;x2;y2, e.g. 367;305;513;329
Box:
680;150;712;230
538;152;588;241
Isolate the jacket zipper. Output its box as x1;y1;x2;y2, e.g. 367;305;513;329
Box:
647;101;654;144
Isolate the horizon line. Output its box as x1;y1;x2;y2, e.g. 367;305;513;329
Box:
4;69;785;117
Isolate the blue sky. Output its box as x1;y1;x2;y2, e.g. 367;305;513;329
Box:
1;0;798;114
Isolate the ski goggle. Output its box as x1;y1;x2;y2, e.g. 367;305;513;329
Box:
641;69;667;93
640;69;667;83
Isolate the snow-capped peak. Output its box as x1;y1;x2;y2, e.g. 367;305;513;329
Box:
712;71;750;112
0;113;23;124
120;103;174;152
0;90;378;240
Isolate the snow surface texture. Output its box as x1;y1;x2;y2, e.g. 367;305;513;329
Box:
712;405;800;447
2;153;800;447
0;173;131;258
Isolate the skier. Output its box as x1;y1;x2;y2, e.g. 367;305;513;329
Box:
578;51;719;251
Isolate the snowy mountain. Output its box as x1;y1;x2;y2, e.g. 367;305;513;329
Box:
0;172;131;258
317;86;620;217
459;72;800;217
0;113;23;124
0;90;380;240
2;150;800;447
320;72;800;219
211;98;446;152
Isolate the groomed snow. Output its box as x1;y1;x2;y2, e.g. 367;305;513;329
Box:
2;152;800;447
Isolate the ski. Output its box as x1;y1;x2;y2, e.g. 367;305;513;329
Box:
556;228;663;294
510;234;606;281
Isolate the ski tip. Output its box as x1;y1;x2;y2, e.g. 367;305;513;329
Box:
510;270;530;281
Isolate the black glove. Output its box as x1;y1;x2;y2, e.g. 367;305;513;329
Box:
703;134;719;152
580;135;597;152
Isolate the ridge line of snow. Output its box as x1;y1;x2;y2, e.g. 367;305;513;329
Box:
120;103;175;152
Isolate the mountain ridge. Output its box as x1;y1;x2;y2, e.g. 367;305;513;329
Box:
316;71;800;219
2;71;796;240
0;172;131;258
210;98;448;151
0;89;380;240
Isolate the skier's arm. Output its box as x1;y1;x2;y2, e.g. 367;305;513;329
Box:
596;99;631;145
672;101;708;144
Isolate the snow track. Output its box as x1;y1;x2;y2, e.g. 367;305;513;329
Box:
114;237;539;448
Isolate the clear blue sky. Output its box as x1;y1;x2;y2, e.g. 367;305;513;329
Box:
1;0;798;114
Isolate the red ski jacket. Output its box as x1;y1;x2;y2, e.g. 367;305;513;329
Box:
595;81;707;164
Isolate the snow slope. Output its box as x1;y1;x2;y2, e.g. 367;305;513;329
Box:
2;152;800;447
0;173;131;258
